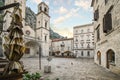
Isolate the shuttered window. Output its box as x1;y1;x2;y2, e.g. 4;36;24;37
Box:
97;26;100;41
103;6;113;33
103;13;112;33
94;9;99;21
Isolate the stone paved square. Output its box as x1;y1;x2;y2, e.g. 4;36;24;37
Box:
21;57;120;80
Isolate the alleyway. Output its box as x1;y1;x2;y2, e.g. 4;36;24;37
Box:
21;57;120;80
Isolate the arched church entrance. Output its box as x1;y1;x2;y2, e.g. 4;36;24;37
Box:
25;40;40;57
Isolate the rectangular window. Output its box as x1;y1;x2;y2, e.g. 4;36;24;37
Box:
25;48;30;54
81;51;83;56
81;43;84;48
103;6;113;33
87;51;90;56
97;27;100;41
87;44;90;48
94;9;99;21
45;36;47;42
45;21;47;28
103;14;112;33
76;44;78;49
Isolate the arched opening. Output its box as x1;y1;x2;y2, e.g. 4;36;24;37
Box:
44;7;47;12
106;49;115;69
40;6;42;11
25;40;40;56
45;21;47;28
97;51;101;65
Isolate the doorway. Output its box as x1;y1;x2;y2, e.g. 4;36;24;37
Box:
97;51;101;65
106;49;115;69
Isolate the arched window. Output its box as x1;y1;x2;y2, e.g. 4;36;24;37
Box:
81;51;83;56
40;6;42;11
45;21;47;28
87;51;90;56
45;35;47;42
44;7;47;12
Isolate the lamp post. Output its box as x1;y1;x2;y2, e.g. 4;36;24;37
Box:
39;45;41;69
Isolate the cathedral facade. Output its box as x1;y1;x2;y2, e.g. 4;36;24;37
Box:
1;0;50;57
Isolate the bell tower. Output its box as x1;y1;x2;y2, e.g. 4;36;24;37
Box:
36;2;50;56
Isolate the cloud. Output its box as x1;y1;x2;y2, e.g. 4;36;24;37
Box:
52;27;73;38
58;6;68;14
31;0;42;4
53;0;72;6
54;8;80;25
75;0;91;10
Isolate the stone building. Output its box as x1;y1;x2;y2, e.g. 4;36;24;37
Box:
36;2;50;56
91;0;120;74
23;25;39;57
73;23;94;58
2;1;50;57
51;38;74;57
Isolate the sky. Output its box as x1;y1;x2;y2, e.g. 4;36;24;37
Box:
26;0;93;38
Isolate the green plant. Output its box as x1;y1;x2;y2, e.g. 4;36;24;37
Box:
23;72;41;80
56;78;59;80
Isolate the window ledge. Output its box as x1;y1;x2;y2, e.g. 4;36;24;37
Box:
110;62;116;66
105;29;114;36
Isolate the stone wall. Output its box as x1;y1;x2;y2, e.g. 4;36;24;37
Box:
92;0;120;74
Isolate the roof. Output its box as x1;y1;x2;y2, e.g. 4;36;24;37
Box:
52;38;73;42
38;2;49;8
74;23;93;29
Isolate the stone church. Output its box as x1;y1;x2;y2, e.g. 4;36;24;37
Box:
1;0;50;57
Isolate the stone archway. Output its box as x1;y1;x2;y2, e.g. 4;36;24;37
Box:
25;40;40;57
106;49;115;69
97;51;101;65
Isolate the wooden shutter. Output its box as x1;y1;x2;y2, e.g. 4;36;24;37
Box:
94;11;97;21
103;13;112;33
94;9;99;21
103;16;107;33
107;13;112;30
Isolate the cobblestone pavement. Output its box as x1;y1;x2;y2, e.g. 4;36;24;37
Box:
21;57;120;80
